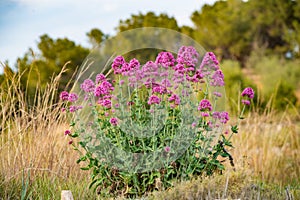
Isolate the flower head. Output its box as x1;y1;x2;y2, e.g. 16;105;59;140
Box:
241;87;254;99
210;70;225;87
110;117;118;126
94;81;114;97
112;56;126;74
98;98;112;108
213;92;222;98
60;91;69;101
168;94;180;105
95;74;106;84
155;52;175;68
200;52;220;73
164;146;171;153
212;111;230;124
64;130;71;135
177;46;199;67
148;95;161;105
242;99;251;105
198;99;212;111
69;105;82;112
81;79;95;92
68;93;78;102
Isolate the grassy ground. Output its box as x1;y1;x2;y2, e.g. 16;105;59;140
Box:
0;69;299;199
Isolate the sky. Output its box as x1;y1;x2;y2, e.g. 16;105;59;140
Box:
0;0;217;72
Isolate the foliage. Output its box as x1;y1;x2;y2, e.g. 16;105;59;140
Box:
191;0;299;62
117;12;180;32
249;54;299;110
61;47;253;197
15;34;89;104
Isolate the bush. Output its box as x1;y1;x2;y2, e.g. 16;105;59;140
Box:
61;47;253;198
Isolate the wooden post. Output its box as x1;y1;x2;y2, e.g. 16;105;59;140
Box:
61;190;74;200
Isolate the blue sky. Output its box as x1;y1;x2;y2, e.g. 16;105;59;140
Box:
0;0;216;71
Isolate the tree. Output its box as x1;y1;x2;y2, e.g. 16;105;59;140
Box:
86;28;108;47
191;0;297;62
191;0;252;62
117;12;180;32
17;34;89;103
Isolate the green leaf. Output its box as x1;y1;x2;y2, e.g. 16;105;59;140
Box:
231;125;239;134
70;122;76;127
80;167;90;170
71;132;79;138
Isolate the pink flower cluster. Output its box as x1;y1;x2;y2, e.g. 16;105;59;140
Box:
177;46;199;67
199;52;225;87
241;87;254;105
155;52;175;68
80;73;114;109
60;91;78;102
198;99;212;111
212;111;230;124
60;91;82;112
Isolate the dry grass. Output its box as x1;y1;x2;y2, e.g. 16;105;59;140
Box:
0;65;93;198
0;65;299;199
232;109;300;186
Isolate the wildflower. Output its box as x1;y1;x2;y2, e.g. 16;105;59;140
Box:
64;130;71;135
61;108;66;112
94;81;114;97
173;63;186;74
198;99;212;111
68;93;78;102
152;86;167;94
192;122;197;128
199;52;220;72
241;87;254;99
219;111;229;124
210;70;225;87
110;117;118;126
81;79;95;92
201;112;209;117
164;146;171;153
142;61;159;73
168;94;180;105
177;46;199;67
95;74;106;84
155;52;175;68
69;105;82;112
119;79;125;85
213;92;222;98
112;56;126;74
148;95;161;105
242;99;251;105
128;58;140;70
98;99;111;108
68;140;73;145
161;78;172;87
212;111;229;124
160;71;169;77
60;91;69;101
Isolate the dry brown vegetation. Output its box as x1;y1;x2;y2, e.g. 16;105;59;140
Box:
0;67;299;199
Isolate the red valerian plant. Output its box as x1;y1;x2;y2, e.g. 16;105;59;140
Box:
60;46;254;197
